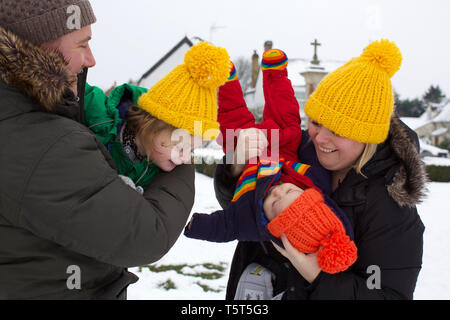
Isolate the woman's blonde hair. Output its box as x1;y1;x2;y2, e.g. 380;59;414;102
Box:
353;143;378;177
126;105;177;157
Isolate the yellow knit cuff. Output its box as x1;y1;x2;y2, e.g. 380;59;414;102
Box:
138;98;220;140
305;95;391;144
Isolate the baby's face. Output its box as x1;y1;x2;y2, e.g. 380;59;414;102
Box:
263;183;304;221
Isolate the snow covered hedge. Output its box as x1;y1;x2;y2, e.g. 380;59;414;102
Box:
195;163;217;178
423;157;450;182
193;151;450;182
426;166;450;182
195;164;450;182
193;144;224;178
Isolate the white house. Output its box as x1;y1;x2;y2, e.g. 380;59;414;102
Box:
402;99;450;149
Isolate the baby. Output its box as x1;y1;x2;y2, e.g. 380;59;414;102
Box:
263;182;303;221
185;50;357;274
84;42;230;191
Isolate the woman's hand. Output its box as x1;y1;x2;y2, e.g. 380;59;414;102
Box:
272;234;321;284
231;128;268;177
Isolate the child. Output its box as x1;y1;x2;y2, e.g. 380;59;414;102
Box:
185;49;357;274
83;42;230;192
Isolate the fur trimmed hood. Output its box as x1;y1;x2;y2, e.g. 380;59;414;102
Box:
0;25;75;112
387;116;429;207
364;115;429;207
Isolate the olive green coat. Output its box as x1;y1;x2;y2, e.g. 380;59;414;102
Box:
0;26;195;299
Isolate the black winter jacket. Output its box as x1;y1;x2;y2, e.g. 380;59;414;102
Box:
215;117;426;300
0;26;195;299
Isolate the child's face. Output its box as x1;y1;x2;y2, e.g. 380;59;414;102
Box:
263;183;304;221
138;129;202;172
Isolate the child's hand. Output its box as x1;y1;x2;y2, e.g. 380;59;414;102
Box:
187;216;194;230
231;128;268;176
235;128;269;163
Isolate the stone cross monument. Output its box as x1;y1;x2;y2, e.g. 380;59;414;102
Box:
301;39;328;100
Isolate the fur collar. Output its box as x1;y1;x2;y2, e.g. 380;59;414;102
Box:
386;116;429;207
339;116;428;209
0;25;75;112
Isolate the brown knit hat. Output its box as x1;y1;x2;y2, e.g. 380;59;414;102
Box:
0;0;96;45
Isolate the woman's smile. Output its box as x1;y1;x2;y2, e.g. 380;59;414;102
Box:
317;146;337;153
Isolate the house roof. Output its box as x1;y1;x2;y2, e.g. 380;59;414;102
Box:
401;100;450;134
285;58;345;87
138;36;193;85
433;100;450;123
401;114;429;130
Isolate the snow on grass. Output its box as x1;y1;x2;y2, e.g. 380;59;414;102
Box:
128;172;237;300
128;172;450;300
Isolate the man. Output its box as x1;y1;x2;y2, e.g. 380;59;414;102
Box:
0;0;195;299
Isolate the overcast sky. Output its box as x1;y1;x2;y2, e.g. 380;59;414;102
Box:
88;0;450;100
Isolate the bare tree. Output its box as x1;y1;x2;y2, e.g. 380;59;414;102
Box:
234;56;252;94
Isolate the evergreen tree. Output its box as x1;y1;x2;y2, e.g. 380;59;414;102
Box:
395;91;426;117
234;56;252;95
423;85;446;104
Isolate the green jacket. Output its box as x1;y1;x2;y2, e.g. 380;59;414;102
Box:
0;26;195;299
84;83;160;189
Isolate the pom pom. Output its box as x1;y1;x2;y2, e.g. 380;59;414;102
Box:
317;232;357;274
184;41;231;88
227;61;238;82
261;49;288;71
360;39;402;78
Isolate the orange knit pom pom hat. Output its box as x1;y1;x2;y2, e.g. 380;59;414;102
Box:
267;188;357;274
138;41;231;140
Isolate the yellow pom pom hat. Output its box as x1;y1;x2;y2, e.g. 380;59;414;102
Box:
304;39;402;144
137;42;230;140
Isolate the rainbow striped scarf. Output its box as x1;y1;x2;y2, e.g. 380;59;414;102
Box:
232;158;310;202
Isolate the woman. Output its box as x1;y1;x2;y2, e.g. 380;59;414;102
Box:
214;39;426;299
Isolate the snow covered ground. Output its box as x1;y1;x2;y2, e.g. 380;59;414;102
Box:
128;172;450;300
128;172;236;300
413;181;450;299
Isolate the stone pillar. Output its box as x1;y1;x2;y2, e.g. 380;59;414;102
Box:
264;40;273;53
300;66;328;100
301;39;328;100
251;50;259;88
